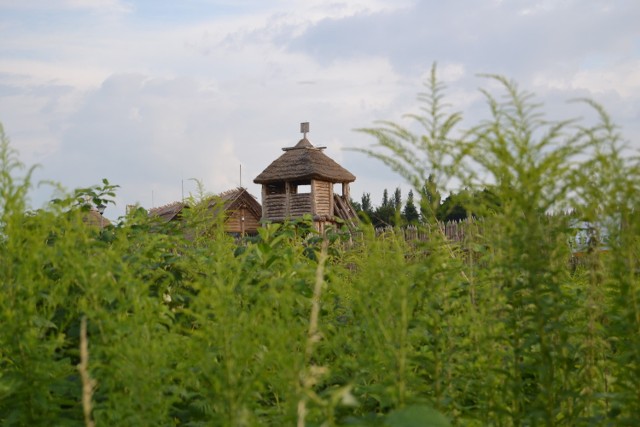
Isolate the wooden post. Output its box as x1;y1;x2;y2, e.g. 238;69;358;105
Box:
285;181;291;218
241;207;245;237
310;180;317;216
329;183;334;221
261;185;267;222
342;182;350;201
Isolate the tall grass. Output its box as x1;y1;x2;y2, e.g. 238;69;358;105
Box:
1;69;639;426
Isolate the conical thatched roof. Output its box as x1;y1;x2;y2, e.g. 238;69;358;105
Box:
254;138;355;184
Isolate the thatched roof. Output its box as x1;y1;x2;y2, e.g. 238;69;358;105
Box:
148;188;261;222
206;187;262;220
254;138;355;184
81;208;112;228
148;201;186;223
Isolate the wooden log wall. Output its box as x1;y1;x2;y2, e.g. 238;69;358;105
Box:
225;209;261;234
290;193;312;216
313;180;332;216
263;194;287;219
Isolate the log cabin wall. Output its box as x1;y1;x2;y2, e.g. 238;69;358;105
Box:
290;193;312;217
224;208;261;234
263;194;287;219
313;180;332;217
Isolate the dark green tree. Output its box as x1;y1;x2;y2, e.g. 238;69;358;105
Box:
352;192;375;222
436;187;502;222
393;187;402;212
361;192;374;218
373;188;396;227
403;190;420;224
436;190;469;222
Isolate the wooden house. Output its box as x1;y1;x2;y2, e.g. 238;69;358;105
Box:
82;207;112;229
253;123;358;232
147;187;262;236
205;187;262;236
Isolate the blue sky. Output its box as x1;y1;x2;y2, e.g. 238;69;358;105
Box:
1;0;639;219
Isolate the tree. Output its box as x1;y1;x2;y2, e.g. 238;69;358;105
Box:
381;189;390;208
403;190;420;224
393;187;402;212
373;188;396;227
352;192;374;222
361;192;374;219
437;190;469;222
436;187;502;222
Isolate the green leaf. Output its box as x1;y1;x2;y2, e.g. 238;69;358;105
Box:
384;405;450;427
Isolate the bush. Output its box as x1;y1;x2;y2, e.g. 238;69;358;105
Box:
1;68;639;426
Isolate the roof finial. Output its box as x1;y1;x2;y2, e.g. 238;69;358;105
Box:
300;122;309;139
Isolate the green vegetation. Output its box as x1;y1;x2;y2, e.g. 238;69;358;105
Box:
1;65;639;426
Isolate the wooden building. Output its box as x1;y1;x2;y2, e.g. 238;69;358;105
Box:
253;123;358;232
206;187;262;236
147;187;262;236
82;207;112;229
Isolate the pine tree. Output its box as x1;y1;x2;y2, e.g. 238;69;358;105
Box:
393;187;402;212
374;188;396;227
361;193;373;216
381;189;390;208
403;189;420;224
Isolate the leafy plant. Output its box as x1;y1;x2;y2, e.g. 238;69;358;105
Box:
1;64;638;426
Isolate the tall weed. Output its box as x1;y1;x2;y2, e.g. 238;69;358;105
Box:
1;66;639;426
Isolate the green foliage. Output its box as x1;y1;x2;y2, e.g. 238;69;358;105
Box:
1;65;640;427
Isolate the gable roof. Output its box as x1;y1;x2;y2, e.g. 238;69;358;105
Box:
205;187;262;220
147;201;186;223
254;138;356;184
148;188;261;222
81;208;112;228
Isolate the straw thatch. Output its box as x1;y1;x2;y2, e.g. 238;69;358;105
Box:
254;138;355;184
147;188;262;235
206;187;262;220
81;208;112;228
148;201;185;223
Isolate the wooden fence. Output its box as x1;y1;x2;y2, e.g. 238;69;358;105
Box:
373;218;479;244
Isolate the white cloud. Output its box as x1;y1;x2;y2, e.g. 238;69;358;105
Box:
0;0;132;13
532;60;640;99
1;0;639;219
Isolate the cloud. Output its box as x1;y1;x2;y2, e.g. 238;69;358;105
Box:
0;0;132;13
287;0;640;81
31;74;238;208
1;0;639;218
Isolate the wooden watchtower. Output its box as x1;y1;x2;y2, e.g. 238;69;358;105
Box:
253;123;358;232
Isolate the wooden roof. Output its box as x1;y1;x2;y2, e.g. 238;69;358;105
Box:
254;138;356;184
148;188;261;222
205;187;262;220
81;208;112;228
148;201;185;223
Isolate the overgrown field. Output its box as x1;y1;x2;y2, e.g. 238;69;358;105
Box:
1;73;640;426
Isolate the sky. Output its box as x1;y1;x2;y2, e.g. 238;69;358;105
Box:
1;0;639;220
